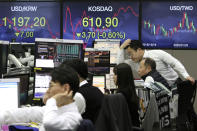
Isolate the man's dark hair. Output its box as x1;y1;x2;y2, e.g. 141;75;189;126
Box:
125;40;144;51
60;59;88;79
51;65;79;95
143;57;156;70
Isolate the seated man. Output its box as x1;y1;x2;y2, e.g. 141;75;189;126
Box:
138;58;172;129
138;57;171;90
0;66;82;131
60;59;104;123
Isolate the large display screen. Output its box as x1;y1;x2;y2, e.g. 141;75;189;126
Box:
0;2;60;42
142;2;197;49
63;1;139;47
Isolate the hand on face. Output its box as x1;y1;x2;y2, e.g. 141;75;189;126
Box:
43;90;51;105
43;81;72;106
53;90;74;107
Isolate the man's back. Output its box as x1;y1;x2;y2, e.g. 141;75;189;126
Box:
78;83;104;123
144;50;179;86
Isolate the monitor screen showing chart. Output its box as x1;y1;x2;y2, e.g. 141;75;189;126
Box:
63;1;139;47
94;39;120;64
0;2;60;42
142;2;197;49
84;48;110;74
35;38;84;68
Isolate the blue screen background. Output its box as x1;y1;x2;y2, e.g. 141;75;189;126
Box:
0;2;60;42
63;1;139;47
142;2;197;49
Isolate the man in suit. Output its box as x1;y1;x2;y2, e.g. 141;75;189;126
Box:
138;57;170;90
60;59;104;123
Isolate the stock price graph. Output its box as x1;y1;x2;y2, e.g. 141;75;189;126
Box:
63;1;139;47
0;2;60;42
142;2;197;49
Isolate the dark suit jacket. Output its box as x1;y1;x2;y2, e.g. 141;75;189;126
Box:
78;83;104;123
95;94;133;131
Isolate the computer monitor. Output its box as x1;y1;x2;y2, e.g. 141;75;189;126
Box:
34;70;51;99
94;39;120;65
35;38;84;68
0;41;9;78
4;73;29;105
92;75;105;93
84;48;110;74
0;78;20;109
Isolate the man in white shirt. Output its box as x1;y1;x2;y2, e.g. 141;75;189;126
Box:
0;66;82;131
117;39;195;86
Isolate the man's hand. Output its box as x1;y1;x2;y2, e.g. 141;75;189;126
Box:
53;91;74;107
43;90;51;105
120;39;131;49
186;76;195;85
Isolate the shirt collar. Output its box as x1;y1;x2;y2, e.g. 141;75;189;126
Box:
79;80;88;87
141;70;155;81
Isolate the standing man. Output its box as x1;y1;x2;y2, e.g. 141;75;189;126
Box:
117;39;195;86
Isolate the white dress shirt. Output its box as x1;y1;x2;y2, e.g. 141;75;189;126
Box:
145;76;155;84
79;80;88;87
0;98;82;131
117;49;189;86
74;92;86;114
73;80;88;115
